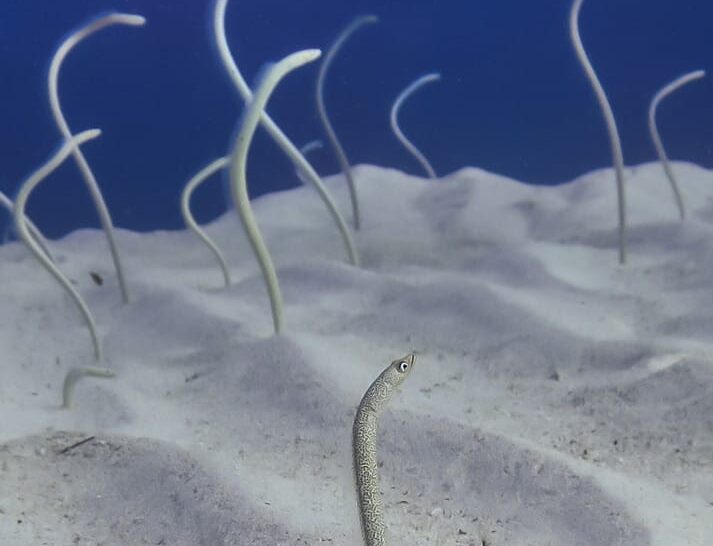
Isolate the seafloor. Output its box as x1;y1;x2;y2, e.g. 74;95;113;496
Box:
1;164;712;545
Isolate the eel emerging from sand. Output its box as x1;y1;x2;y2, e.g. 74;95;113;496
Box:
353;353;416;546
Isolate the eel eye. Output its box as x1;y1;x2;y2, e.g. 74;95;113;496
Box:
397;360;410;373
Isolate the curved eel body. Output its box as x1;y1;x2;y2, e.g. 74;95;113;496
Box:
353;353;415;546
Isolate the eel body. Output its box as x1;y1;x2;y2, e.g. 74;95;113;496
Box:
353;353;415;546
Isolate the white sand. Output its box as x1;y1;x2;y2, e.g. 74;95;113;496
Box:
1;163;712;545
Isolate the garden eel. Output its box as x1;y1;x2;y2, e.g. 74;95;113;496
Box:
353;353;415;546
62;367;116;409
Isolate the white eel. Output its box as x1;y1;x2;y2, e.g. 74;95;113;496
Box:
14;129;104;362
569;0;627;264
648;69;706;221
48;12;146;303
180;156;231;288
62;367;116;409
227;49;323;335
389;73;441;179
353;353;415;546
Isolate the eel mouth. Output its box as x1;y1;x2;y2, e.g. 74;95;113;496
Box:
401;353;416;366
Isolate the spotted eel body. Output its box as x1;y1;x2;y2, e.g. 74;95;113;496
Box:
353;353;415;546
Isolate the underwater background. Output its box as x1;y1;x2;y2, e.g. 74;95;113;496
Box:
1;0;712;238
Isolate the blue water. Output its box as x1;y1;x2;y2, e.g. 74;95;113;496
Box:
1;0;712;237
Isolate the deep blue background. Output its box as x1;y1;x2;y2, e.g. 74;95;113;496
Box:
1;0;712;238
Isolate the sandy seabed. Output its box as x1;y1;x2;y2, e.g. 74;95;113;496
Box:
1;163;712;545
